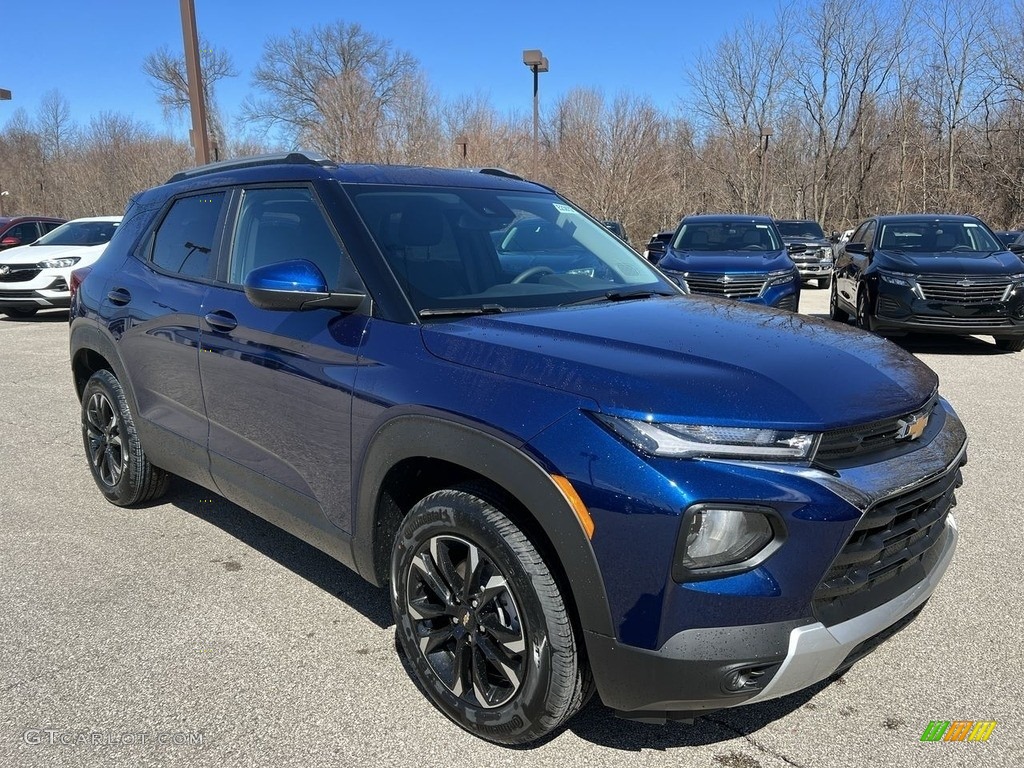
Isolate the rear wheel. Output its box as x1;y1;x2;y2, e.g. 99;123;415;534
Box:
81;369;170;506
1;307;38;318
391;486;589;745
995;337;1024;352
829;280;850;323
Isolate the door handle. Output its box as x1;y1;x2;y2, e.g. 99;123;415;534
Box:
107;287;131;306
203;311;237;332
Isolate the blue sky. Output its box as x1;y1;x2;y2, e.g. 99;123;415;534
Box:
1;0;774;138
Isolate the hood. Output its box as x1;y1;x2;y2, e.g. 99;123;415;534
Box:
875;249;1024;275
422;296;937;430
0;242;106;264
658;248;793;274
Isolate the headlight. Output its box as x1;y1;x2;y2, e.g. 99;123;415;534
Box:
597;415;819;461
878;270;924;299
674;505;779;576
765;268;798;288
38;257;81;269
661;269;690;294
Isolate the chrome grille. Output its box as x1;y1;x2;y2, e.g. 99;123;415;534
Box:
685;272;766;299
912;316;1013;327
917;274;1011;304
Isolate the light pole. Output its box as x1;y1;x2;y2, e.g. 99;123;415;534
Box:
455;135;469;166
758;128;772;212
522;49;548;179
179;0;212;165
0;190;9;217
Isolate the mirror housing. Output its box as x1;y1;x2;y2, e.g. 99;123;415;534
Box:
844;242;868;254
0;236;20;248
244;259;365;312
1010;242;1024;255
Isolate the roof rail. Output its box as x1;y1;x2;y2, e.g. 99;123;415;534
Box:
473;167;525;181
166;151;335;184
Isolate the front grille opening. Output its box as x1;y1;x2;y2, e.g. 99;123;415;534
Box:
685;272;766;299
816;396;938;466
812;465;961;627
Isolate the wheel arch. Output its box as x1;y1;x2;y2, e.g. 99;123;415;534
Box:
352;414;615;638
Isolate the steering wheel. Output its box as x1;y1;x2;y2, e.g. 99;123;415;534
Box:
511;266;555;284
950;245;973;252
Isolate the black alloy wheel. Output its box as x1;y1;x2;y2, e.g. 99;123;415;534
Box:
829;280;850;323
80;370;170;506
856;289;874;332
391;486;590;744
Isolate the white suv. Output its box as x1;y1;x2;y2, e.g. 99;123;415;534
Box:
0;216;121;317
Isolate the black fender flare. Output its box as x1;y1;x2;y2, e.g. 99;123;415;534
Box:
352;413;615;638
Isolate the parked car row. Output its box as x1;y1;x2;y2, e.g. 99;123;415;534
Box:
642;212;1024;352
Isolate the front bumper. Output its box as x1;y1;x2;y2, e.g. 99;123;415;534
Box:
873;281;1024;337
587;515;957;718
0;273;70;309
794;262;833;279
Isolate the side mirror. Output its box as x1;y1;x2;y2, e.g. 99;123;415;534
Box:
1010;242;1024;255
244;259;365;312
844;242;868;254
0;236;20;248
829;231;840;243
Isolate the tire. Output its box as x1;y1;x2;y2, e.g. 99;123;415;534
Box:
818;275;832;289
1;307;38;318
856;289;874;332
390;485;589;745
829;280;850;323
995;337;1024;352
81;369;170;506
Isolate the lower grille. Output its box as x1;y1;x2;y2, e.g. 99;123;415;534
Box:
912;315;1013;327
812;464;961;627
686;272;766;299
775;295;797;311
0;266;41;282
817;396;938;465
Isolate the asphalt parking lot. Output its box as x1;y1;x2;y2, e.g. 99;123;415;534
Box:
1;287;1021;768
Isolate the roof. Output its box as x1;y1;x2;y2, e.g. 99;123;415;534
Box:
162;152;546;194
682;213;776;224
871;213;983;224
64;216;123;223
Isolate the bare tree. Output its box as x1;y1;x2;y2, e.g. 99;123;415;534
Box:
142;40;237;158
243;21;421;162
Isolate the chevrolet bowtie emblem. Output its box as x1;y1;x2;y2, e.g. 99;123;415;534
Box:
0;265;9;276
956;278;973;288
896;412;929;441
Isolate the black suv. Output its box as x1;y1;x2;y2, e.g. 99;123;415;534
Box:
832;214;1024;351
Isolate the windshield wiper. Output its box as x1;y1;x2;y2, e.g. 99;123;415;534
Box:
418;304;511;318
560;289;674;307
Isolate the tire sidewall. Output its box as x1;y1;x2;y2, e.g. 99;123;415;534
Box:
391;494;561;744
81;370;141;505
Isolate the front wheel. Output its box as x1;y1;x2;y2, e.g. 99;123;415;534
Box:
856;289;874;332
817;275;832;289
829;280;850;323
81;369;170;506
995;337;1024;352
390;486;589;745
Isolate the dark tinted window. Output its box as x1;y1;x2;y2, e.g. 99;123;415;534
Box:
36;219;119;247
3;222;40;244
672;220;781;251
41;221;63;234
776;220;826;239
151;193;225;279
228;187;360;292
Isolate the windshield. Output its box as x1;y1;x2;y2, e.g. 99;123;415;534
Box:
671;220;782;252
877;220;1003;252
776;221;825;239
345;184;673;315
34;220;119;247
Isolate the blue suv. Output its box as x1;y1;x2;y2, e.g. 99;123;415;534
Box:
657;215;801;311
70;154;966;745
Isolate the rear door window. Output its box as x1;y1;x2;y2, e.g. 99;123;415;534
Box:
150;192;227;280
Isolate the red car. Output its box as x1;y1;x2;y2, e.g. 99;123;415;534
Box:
0;216;67;250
